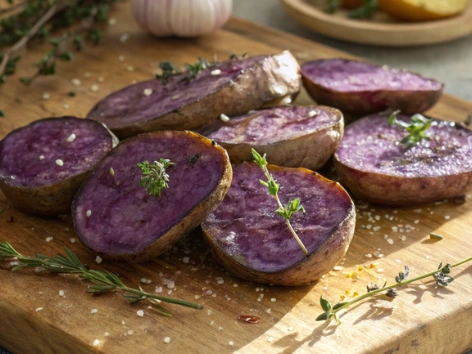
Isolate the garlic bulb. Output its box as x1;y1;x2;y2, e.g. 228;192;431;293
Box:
131;0;233;38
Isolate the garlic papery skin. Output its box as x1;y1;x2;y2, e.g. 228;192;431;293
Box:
131;0;233;38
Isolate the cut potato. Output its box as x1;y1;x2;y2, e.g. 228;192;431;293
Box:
379;0;469;21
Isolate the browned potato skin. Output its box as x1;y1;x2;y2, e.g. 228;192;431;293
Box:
218;106;344;171
302;73;444;116
89;133;233;263
110;51;301;138
0;127;119;216
0;174;88;216
202;168;356;286
334;157;472;205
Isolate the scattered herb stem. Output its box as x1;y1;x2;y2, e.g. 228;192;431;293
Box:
251;149;308;256
0;242;202;316
316;253;472;324
429;232;444;241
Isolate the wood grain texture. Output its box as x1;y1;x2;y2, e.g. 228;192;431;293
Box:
281;0;472;46
1;3;472;354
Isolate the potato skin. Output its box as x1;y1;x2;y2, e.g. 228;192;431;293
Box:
334;160;472;205
0;120;118;216
302;75;443;116
89;51;301;139
72;131;232;263
202;166;356;286
220;107;344;171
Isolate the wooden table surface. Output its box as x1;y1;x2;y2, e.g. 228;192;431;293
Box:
1;2;472;354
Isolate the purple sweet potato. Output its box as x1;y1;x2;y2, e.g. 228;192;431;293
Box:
72;131;232;262
202;162;355;286
301;58;443;116
0;117;118;215
87;51;301;138
334;113;472;205
199;105;343;170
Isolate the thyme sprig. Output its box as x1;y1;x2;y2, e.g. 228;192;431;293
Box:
137;159;175;197
155;61;179;84
388;111;433;148
0;0;117;85
251;149;308;256
316;254;472;324
185;57;212;80
0;242;203;316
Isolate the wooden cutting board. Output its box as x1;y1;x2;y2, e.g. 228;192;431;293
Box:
1;3;472;354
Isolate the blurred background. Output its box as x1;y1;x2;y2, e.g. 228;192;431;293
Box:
233;1;472;101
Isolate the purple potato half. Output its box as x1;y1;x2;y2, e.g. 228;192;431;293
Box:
0;117;118;215
199;105;344;171
87;51;301;138
202;162;355;286
72;131;232;262
301;58;443;116
335;113;472;205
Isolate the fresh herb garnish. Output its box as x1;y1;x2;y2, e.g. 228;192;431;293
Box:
137;159;175;197
155;61;179;84
388;110;433;148
68;91;76;97
229;53;248;60
0;110;5;118
0;241;202;316
252;149;308;256
316;252;472;324
348;0;378;19
185;57;212;80
325;0;339;13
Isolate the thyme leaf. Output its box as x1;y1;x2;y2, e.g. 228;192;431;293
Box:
388;111;433;148
252;149;308;256
155;61;179;84
0;241;203;315
137;159;175;197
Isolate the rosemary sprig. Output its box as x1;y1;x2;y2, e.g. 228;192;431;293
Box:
251;149;308;256
325;0;339;13
388;110;433;148
0;241;203;316
137;159;175;197
316;253;472;324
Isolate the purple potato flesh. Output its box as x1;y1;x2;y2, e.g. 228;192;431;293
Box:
202;162;355;286
0;117;117;215
335;113;472;205
199;105;344;170
301;58;443;115
72;131;232;262
87;51;301;138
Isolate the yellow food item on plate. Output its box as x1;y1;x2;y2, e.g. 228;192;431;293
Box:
379;0;469;21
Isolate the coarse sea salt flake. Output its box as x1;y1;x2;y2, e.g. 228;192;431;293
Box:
137;310;144;317
67;133;76;143
45;237;53;242
143;88;153;96
56;159;64;166
220;114;230;122
211;69;222;76
163;337;171;344
86;210;92;217
95;256;103;264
